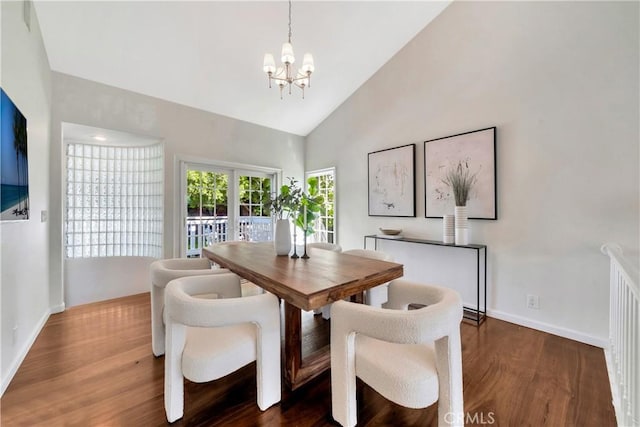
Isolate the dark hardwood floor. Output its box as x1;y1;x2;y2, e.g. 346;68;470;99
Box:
1;293;615;426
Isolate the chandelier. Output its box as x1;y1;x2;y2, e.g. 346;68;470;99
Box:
262;0;314;99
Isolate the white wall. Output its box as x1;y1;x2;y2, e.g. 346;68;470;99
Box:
49;73;305;309
65;257;155;307
306;1;639;345
1;1;52;394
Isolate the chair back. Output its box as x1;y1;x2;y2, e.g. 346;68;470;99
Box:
164;273;281;422
307;242;342;252
149;257;230;357
342;248;392;262
331;279;463;427
342;249;393;307
151;257;218;288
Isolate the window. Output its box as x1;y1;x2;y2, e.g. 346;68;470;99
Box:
307;168;336;244
237;174;272;242
182;161;276;257
186;170;229;254
65;142;163;258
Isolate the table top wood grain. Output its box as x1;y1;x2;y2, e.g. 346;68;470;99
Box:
203;241;403;311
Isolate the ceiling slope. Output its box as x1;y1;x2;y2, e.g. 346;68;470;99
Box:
34;1;450;136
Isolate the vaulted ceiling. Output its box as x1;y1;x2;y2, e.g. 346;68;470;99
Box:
34;1;450;136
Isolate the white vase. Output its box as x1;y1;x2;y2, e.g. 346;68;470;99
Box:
274;219;291;256
455;228;469;246
454;206;469;245
443;214;455;244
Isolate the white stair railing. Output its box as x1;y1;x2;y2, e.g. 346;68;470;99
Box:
601;243;639;427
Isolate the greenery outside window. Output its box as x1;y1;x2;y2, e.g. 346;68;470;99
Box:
306;168;336;244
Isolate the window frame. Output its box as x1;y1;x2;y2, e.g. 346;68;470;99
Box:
306;167;337;244
176;156;282;257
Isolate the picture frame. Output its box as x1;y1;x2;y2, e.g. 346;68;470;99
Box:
1;88;30;221
424;127;497;219
368;143;415;217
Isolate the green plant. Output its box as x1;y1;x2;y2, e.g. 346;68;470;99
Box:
442;160;478;207
295;176;324;236
265;177;303;220
265;177;324;235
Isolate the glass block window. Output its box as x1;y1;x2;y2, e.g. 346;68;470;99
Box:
65;142;164;258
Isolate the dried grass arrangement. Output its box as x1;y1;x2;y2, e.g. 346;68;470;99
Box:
442;161;478;207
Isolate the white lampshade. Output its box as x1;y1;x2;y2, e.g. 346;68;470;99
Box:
263;53;276;74
301;53;314;74
281;42;295;64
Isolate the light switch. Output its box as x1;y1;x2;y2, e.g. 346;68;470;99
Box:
41;210;47;223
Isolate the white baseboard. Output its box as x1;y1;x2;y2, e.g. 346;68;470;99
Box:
487;309;607;348
1;308;51;397
50;302;65;314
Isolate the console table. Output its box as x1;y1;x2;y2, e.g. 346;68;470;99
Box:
364;235;487;325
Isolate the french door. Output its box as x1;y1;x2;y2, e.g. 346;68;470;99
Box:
181;162;275;257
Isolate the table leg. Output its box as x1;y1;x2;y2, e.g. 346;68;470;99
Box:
283;301;332;390
284;302;301;388
350;291;364;304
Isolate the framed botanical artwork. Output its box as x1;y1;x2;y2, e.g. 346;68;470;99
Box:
424;127;497;219
1;88;29;221
368;143;415;217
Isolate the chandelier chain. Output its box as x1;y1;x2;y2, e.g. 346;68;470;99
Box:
288;0;292;43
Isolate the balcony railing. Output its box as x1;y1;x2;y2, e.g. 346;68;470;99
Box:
601;243;639;427
186;216;272;257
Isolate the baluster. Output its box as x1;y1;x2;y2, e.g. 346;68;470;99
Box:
189;223;195;255
634;300;639;424
623;283;628;400
627;285;632;405
618;271;624;375
631;298;638;423
611;264;617;354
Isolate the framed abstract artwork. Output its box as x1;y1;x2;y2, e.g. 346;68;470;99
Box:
1;88;29;221
424;127;497;219
368;143;415;217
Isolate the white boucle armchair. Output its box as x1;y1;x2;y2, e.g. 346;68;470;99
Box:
342;249;393;308
150;257;231;357
308;242;342;319
307;242;342;252
164;273;281;423
330;279;464;427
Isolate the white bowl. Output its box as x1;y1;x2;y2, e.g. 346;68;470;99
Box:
379;228;402;236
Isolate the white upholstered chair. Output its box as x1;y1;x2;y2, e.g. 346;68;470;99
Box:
164;273;281;422
308;242;343;319
330;279;464;427
307;242;342;252
150;257;231;357
342;249;393;308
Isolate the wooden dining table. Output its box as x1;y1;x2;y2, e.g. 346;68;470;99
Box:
202;241;403;390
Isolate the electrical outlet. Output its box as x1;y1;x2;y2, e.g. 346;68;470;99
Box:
12;325;18;344
526;294;540;309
